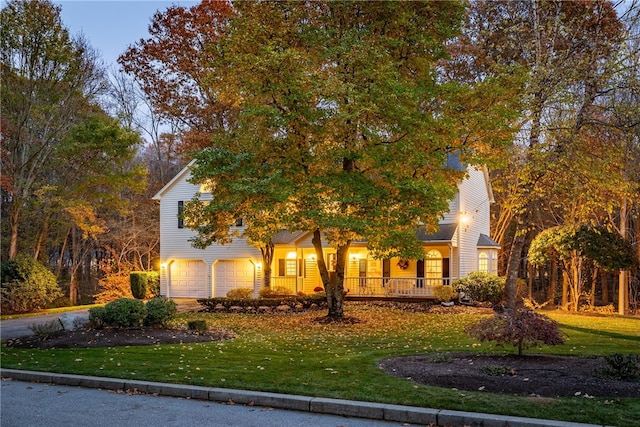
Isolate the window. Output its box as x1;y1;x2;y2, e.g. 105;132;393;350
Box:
286;260;296;276
177;201;184;229
278;259;296;276
234;218;243;227
478;252;489;272
425;250;442;285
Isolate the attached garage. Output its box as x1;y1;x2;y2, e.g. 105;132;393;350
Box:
168;260;209;298
214;260;255;297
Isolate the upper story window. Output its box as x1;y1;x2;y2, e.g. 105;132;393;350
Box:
478;251;489;272
177;201;184;229
234;218;243;227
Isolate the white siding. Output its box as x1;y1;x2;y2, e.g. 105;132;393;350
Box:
456;166;493;277
156;166;262;296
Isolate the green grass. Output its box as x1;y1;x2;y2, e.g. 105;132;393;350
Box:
2;303;639;426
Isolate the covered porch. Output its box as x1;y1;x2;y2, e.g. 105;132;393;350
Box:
266;225;472;299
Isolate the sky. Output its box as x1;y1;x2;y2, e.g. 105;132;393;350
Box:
53;0;198;69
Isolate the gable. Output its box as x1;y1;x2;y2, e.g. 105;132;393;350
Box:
152;160;196;201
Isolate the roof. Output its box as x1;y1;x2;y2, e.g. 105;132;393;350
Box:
271;230;308;244
416;223;458;242
152;159;196;200
477;233;500;248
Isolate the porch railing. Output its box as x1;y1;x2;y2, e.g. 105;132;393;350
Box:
269;276;451;298
344;277;450;298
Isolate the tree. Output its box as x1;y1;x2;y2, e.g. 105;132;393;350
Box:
118;0;235;155
460;1;627;309
465;307;565;356
528;225;637;311
185;1;522;318
1;0;107;260
54;112;144;305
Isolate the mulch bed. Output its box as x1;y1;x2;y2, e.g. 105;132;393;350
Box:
4;327;236;349
379;353;640;398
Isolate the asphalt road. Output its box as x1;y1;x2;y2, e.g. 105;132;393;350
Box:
0;379;415;427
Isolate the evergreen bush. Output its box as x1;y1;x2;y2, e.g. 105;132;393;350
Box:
129;272;146;299
103;298;147;327
1;254;62;312
88;306;107;328
453;272;504;305
144;297;177;326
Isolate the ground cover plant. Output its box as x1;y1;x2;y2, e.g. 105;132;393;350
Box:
1;303;639;426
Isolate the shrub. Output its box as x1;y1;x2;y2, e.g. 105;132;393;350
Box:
187;319;208;332
432;285;457;302
129;271;160;299
146;272;160;298
103;298;147;327
453;272;504;305
130;272;147;299
94;273;133;304
226;288;254;299
313;286;324;293
259;286;293;298
598;354;640;380
465;307;565;356
1;254;62;313
29;319;64;339
144;297;177;326
89;306;107;328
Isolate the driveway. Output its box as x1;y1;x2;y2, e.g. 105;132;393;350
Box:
0;299;202;340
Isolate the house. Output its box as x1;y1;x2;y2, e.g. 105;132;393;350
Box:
152;158;499;299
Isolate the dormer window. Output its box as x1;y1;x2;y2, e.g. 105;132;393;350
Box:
234;218;243;227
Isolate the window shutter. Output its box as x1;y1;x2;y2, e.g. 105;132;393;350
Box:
177;201;184;229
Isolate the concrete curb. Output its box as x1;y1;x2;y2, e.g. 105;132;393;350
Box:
1;369;602;427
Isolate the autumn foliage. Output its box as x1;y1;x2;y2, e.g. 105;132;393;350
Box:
465;307;566;356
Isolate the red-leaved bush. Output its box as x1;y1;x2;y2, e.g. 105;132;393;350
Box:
465;307;566;356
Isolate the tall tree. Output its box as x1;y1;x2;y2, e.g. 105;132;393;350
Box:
53;112;144;304
186;1;522;318
461;0;626;309
118;0;235;155
0;0;107;260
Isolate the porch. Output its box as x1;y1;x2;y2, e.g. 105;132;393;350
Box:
270;276;452;298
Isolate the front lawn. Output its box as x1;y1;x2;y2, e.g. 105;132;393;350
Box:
1;303;639;426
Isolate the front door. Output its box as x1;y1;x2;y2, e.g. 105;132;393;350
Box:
416;259;425;288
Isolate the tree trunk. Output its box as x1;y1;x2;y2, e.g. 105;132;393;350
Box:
260;241;275;289
548;259;557;304
504;222;526;309
33;216;50;262
562;270;569;309
589;266;598;307
8;202;21;259
57;229;71;278
618;199;628;315
312;228;349;318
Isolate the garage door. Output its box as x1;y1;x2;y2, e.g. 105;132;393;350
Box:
169;260;209;298
214;260;255;297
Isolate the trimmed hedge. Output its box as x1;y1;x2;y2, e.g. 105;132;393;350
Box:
89;297;178;328
145;297;177;326
129;271;160;299
197;293;327;312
